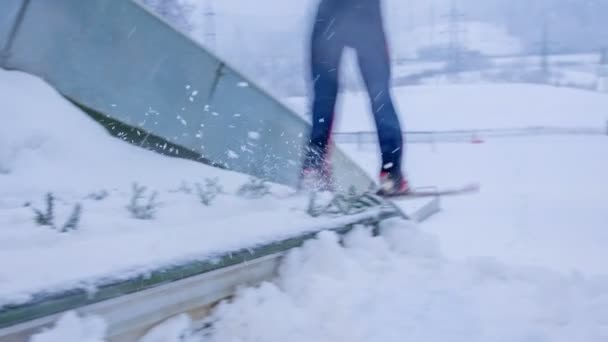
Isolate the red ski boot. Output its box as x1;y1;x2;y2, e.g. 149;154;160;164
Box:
377;171;410;197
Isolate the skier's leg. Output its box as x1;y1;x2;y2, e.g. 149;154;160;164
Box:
353;16;408;195
355;25;404;176
303;6;344;172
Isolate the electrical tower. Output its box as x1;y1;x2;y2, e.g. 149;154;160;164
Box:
599;47;608;92
539;19;550;76
203;0;216;51
442;0;466;72
428;1;436;46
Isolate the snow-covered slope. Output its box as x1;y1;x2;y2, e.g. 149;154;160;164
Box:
0;69;351;306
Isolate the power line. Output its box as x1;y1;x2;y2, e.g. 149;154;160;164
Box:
203;0;216;51
441;0;466;72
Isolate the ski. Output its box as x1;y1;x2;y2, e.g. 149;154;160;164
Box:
378;183;480;199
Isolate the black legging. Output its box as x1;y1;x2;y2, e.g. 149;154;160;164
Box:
304;0;404;175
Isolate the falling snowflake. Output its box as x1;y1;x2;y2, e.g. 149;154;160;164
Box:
227;150;239;159
176;115;187;126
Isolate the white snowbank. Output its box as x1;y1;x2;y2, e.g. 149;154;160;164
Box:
201;225;608;342
29;312;106;342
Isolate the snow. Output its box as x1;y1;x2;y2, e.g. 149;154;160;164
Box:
291;82;608;275
200;227;608;342
341;136;608;276
138;314;192;342
197;84;608;341
29;312;106;342
4;56;608;341
0;69;368;307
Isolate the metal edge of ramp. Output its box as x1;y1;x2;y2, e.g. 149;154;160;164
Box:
0;209;403;341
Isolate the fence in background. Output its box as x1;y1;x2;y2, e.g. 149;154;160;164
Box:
333;125;607;149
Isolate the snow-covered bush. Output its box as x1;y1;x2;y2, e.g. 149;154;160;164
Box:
195;178;223;206
237;178;271;199
85;190;109;201
31;193;83;232
127;183;160;220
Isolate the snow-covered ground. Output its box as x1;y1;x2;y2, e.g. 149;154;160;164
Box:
0;69;370;307
199;226;608;342
41;222;608;341
340;136;608;275
285;83;608;275
5;70;608;341
188;85;608;341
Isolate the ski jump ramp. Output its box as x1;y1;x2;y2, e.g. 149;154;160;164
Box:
0;0;440;340
1;0;371;190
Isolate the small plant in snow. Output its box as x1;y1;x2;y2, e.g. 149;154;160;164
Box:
31;193;83;232
171;181;193;194
85;190;109;201
237;177;271;199
127;183;160;220
205;177;223;194
33;193;55;226
60;204;82;233
195;178;223;206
